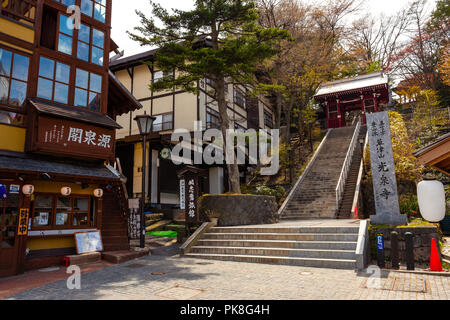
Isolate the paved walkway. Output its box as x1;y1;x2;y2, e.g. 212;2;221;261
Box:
3;255;450;300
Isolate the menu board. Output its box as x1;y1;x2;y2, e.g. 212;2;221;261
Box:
74;230;104;254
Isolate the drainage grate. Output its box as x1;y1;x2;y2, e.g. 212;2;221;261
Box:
125;263;146;269
362;277;429;293
155;285;205;300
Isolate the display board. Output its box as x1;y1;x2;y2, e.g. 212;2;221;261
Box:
74;230;104;254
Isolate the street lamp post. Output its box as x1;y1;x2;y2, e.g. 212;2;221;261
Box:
134;112;156;249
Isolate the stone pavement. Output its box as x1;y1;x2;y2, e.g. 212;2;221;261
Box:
3;254;450;300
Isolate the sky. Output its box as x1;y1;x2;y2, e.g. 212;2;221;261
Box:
111;0;437;58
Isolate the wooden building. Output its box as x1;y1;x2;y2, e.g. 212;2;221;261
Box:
314;72;392;128
413;133;450;176
0;0;140;277
109;50;275;207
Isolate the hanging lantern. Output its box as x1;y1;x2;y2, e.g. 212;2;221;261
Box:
61;186;72;197
417;179;446;222
22;184;35;196
93;188;104;198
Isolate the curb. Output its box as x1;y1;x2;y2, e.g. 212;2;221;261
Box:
389;269;450;277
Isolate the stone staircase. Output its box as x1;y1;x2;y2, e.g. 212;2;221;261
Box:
281;126;357;220
337;126;368;219
185;224;360;269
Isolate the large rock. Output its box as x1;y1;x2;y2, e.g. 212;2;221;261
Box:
199;195;278;227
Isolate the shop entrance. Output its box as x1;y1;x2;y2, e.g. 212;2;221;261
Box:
0;183;28;277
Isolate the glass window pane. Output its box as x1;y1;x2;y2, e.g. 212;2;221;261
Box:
92;29;104;48
59;15;74;36
77;41;90;62
88;92;100;112
89;73;102;92
58;34;73;55
0;110;24;126
94;3;105;22
0;48;12;77
76;69;89;89
62;0;75;6
91;47;103;66
11;54;29;81
9;80;27;106
55;62;70;84
95;0;106;5
37;78;53;100
33;195;53;227
81;0;93;16
74;88;88;107
0;76;9;103
54;82;69;104
73;213;88;226
78;23;90;43
74;198;89;211
39;57;54;79
57;197;71;209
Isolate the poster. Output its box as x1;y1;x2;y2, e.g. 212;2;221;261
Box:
38;212;49;226
9;185;20;194
74;231;104;254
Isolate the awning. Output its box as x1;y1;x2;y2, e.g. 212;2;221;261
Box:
0;155;124;181
28;98;122;129
413;133;450;176
108;70;143;116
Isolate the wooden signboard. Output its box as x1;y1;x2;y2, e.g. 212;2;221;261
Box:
17;209;29;236
28;115;115;160
74;230;104;254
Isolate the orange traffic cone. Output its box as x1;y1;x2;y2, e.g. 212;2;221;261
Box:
429;238;443;272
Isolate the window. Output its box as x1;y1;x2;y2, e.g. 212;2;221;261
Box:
1;0;36;25
153;70;172;83
74;68;102;112
57;14;74;55
81;0;106;23
206;107;220;129
264;109;273;129
54;0;76;6
0;48;29;108
1;189;19;248
206;78;216;89
233;87;246;109
37;57;70;104
77;23;105;66
32;194;91;229
153;113;173;132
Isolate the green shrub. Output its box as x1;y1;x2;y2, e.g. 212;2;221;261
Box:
241;184;286;204
399;194;421;221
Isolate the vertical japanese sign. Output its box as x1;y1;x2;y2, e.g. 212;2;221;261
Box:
17;209;30;236
179;179;185;210
184;175;199;224
367;112;407;225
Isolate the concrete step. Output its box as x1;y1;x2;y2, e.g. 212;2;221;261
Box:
209;226;360;234
203;232;359;241
190;246;356;259
185;253;356;270
197;239;358;250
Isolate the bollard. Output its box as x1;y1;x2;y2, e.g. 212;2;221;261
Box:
405;232;415;271
391;231;399;270
376;233;385;268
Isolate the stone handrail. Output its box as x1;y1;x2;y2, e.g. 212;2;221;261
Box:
278;129;331;217
350;131;369;219
335;119;361;216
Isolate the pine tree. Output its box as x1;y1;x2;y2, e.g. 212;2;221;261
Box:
129;0;288;193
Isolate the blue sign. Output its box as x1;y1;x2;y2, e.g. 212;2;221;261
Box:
0;184;8;200
376;234;384;250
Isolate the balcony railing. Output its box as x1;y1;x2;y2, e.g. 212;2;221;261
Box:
1;0;36;25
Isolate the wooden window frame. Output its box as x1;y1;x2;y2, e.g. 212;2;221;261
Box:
264;109;273;129
37;56;71;105
74;67;102;112
206;106;220;129
233;87;246;109
31;193;91;230
152;112;173;132
56;13;74;56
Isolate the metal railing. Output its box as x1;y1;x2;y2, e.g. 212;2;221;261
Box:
350;130;368;219
335;118;361;216
1;0;36;24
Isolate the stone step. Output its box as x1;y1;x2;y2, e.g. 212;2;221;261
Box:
184;253;356;270
209;226;360;234
197;239;358;250
203;232;359;241
190;246;356;259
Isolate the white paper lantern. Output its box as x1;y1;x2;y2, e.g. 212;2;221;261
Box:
61;186;72;196
22;184;34;195
93;188;103;198
417;180;446;222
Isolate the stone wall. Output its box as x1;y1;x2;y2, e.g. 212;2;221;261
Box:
199;195;278;227
369;226;440;263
